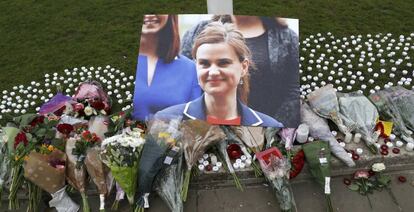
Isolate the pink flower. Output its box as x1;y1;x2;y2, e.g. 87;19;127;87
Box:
73;103;84;111
354;170;369;179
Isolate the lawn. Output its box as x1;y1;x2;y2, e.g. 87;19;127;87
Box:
0;0;413;119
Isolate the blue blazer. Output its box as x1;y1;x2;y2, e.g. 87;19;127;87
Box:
155;95;284;128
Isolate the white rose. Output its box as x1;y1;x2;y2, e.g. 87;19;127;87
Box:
84;106;94;116
372;163;386;172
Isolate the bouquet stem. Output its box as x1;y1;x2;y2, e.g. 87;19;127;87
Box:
251;161;263;177
27;181;42;212
231;172;244;191
111;200;119;211
181;170;191;202
134;206;145;212
81;192;90;212
325;194;333;212
8;166;24;210
386;188;402;211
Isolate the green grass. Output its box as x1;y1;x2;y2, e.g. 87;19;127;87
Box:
0;0;413;92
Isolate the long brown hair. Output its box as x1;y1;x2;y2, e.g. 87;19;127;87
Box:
192;22;251;104
157;15;180;63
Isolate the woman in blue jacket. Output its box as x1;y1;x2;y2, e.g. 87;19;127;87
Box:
156;22;283;128
133;15;202;121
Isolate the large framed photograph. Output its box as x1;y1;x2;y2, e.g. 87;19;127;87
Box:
133;14;300;128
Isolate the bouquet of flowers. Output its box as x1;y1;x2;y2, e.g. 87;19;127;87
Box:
307;84;352;142
23;147;79;212
230;126;265;153
369;89;414;143
85;146;113;212
101;127;146;208
337;92;379;153
180;120;226;201
303;141;333;212
0;127;15;208
154;147;184;212
256;147;297;212
135;116;182;211
301;101;355;167
71;80;111;119
386;87;414;131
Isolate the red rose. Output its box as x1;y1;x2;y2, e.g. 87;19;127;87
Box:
54;105;66;116
29;116;45;127
57;123;74;135
73;103;85;112
91;133;100;143
290;150;305;179
90;101;105;110
82;130;91;140
14;132;28;149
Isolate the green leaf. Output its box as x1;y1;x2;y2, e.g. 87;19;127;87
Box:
348;184;359;191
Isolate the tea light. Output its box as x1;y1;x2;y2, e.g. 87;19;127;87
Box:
386;142;394;148
235;159;242;164
348;153;353;158
239;162;246;169
210;155;218;165
202;160;209;166
245;159;252;167
375;143;381;149
203;154;209;159
405;143;414;151
241;155;247;161
198;158;204;164
356;148;363;154
339;142;346;148
396;140;404;147
216;162;222;168
331;131;338;137
198;164;205;171
233;163;240;170
212;166;219;172
342;131;352;143
389;134;396;141
354;133;362;143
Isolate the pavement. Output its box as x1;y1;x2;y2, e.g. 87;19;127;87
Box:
2;136;414;212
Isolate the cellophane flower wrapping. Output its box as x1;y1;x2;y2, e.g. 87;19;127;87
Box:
278;128;296;151
72;80;111;112
88;115;109;141
337;92;379;152
230;126;265;153
101;128;145;205
383;86;414;133
135;115;182;210
301;102;355;167
369;89;413;142
180;120;226;200
154;148;184;212
303;141;333;212
65;137;89;212
39;93;75;115
307;84;350;135
258;150;295;212
0;128;12;208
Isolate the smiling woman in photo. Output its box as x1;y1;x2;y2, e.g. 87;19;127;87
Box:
156;22;283;127
132;15;201;121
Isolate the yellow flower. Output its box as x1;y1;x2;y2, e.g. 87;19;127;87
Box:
167;138;175;144
158;132;170;139
47;145;55;152
24;156;29;161
15;155;19;161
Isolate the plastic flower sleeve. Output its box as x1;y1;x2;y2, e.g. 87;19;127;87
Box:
48;186;79;212
278;128;297;151
337;92;379;152
39;93;75;115
0;130;11;208
154;149;184;212
180;120;226;201
88;115;109;141
369;89;413;143
230;126;265;153
84;146;111;211
385;87;414;132
307;85;351;138
264;127;281;149
301;101;355;167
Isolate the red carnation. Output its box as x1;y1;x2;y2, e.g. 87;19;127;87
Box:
57;123;74;135
90;101;105;110
82;130;91;140
14;132;28;149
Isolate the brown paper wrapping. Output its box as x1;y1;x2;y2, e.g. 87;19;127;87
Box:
84;146;110;196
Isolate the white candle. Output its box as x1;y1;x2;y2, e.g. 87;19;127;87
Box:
386;142;394;148
245;159;252;167
405;143;414;151
396;140;404;147
210;155;218;165
354;133;362;143
216;162;222;168
241;155;247;161
339;142;346;147
198;158;204;164
203;154;209;159
239;162;246;169
212;166;219;172
389;134;396;141
198;164;205;171
233;163;240;170
356;148;363;154
344;132;353;143
235;159;242;164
